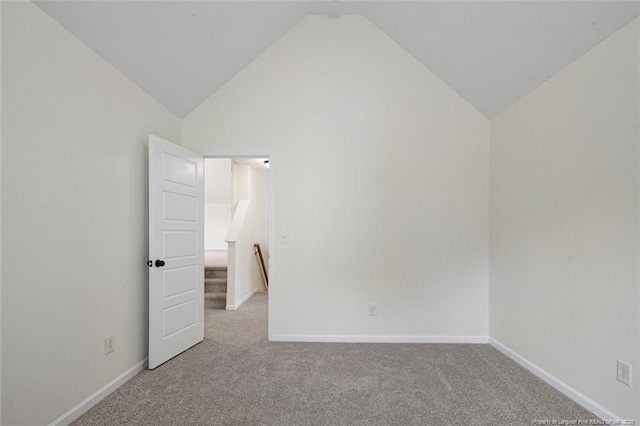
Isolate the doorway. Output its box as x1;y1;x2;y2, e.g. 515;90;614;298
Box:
148;136;273;368
203;157;270;324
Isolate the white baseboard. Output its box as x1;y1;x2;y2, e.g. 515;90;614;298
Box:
49;358;148;426
226;288;257;311
489;338;622;421
270;334;489;344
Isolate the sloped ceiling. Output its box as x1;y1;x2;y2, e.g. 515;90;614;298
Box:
35;1;640;119
35;1;309;118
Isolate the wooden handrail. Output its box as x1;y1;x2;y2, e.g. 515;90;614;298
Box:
253;243;268;290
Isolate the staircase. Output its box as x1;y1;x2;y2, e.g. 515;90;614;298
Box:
204;265;227;309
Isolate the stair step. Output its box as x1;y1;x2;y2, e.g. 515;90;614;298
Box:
205;267;227;279
205;298;226;309
204;265;227;310
204;293;227;300
205;278;227;285
205;292;226;300
204;292;226;310
205;278;227;294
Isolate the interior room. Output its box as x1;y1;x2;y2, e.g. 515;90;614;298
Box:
2;1;639;425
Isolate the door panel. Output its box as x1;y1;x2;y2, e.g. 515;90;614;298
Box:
163;266;198;298
162;300;198;338
163;231;197;258
162;152;197;187
162;192;197;221
149;135;204;369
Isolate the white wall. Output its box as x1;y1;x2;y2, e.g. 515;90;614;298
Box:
233;163;249;204
225;200;255;309
204;158;232;250
490;18;639;421
205;158;232;204
248;167;269;292
204;204;231;250
0;2;3;421
1;3;181;425
183;15;489;340
237;164;270;292
225;164;269;307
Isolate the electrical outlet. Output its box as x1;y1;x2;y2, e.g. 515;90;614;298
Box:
105;336;115;355
617;359;632;386
369;303;378;316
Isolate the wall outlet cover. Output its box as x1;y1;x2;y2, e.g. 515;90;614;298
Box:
617;359;632;387
105;335;115;355
369;303;378;316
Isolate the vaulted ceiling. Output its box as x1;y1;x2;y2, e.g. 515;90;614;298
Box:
35;1;640;119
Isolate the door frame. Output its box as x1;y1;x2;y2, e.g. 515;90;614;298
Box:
203;153;274;340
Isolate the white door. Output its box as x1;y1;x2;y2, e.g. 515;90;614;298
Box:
148;135;204;369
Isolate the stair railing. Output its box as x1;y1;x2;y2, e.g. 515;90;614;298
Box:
253;243;268;290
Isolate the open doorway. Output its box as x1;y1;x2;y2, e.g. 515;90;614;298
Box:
203;157;270;317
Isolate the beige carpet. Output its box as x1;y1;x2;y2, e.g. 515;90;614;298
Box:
73;294;596;425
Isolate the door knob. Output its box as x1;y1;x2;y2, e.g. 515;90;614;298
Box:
155;259;165;267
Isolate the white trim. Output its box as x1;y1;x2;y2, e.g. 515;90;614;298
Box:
270;334;489;344
266;153;274;341
49;358;148;426
489;338;622;421
226;288;257;311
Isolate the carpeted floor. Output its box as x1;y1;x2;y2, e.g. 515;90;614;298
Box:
73;294;597;425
